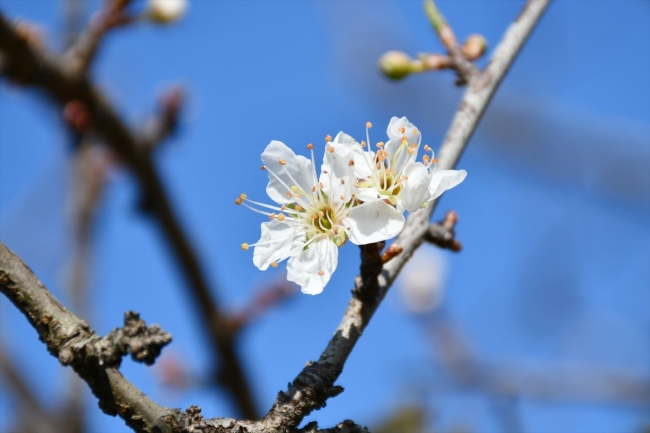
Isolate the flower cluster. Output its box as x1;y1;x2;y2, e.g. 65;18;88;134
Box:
237;117;466;295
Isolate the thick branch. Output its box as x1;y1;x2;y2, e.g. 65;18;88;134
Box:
0;11;258;419
258;0;550;429
0;242;172;432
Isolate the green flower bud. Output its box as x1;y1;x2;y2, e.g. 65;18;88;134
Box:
379;51;415;80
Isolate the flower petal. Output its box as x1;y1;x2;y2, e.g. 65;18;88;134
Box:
287;238;338;295
400;162;432;212
428;169;467;200
262;140;315;204
386;116;418;140
253;220;303;270
344;200;405;245
321;135;355;203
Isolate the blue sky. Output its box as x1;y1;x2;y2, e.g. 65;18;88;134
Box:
1;1;649;432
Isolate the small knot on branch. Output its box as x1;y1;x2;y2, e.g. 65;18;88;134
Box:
381;243;403;264
424;210;462;252
101;311;172;366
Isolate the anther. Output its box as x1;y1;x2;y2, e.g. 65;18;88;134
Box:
412;129;418;134
424;145;431;151
318;211;325;217
325;135;332;142
271;262;278;268
277;214;286;221
291;185;298;192
279;159;286;165
366;122;372;128
269;213;276;220
340;195;345;200
307;143;314;150
312;186;317;192
260;165;266;170
401;136;408;143
319;182;324;189
294;193;301;198
398;127;405;133
327;146;335;153
286;192;292;198
348;160;354;166
377;142;384;148
340;179;345;184
235;198;242;205
407;148;414;154
241;243;249;250
295;205;303;211
240;193;247;200
432;157;439;164
281;204;287;210
361;141;367;148
318;270;324;276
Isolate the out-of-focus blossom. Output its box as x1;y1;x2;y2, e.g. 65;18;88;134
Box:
399;244;448;313
145;0;188;24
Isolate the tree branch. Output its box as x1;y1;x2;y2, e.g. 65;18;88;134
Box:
257;0;551;428
0;0;550;430
0;241;173;432
0;10;259;419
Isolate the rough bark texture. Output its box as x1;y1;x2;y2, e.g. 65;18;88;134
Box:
0;0;550;431
0;10;258;419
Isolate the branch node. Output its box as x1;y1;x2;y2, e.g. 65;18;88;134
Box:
424;210;462;252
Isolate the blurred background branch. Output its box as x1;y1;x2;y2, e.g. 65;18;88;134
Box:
0;4;259;419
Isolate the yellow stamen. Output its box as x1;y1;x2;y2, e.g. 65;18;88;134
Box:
366;122;372;128
412;129;418;134
279;159;286;165
376;142;384;148
291;185;298;192
424;144;431;151
239;193;247;200
235;198;242;205
241;243;249;250
286;192;292;198
271;262;278;268
269;213;276;220
318;270;324;276
295;205;302;211
307;143;314;150
327;146;335;153
348;160;354;166
260;165;266;170
277;214;285;221
398;127;405;133
281;204;287;210
325;135;332;142
312;186;317;192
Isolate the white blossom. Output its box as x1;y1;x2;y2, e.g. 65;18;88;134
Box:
330;117;467;213
238;140;405;295
398;244;447;313
146;0;188;23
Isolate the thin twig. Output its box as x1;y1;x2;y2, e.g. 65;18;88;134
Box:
258;1;551;428
0;11;259;419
